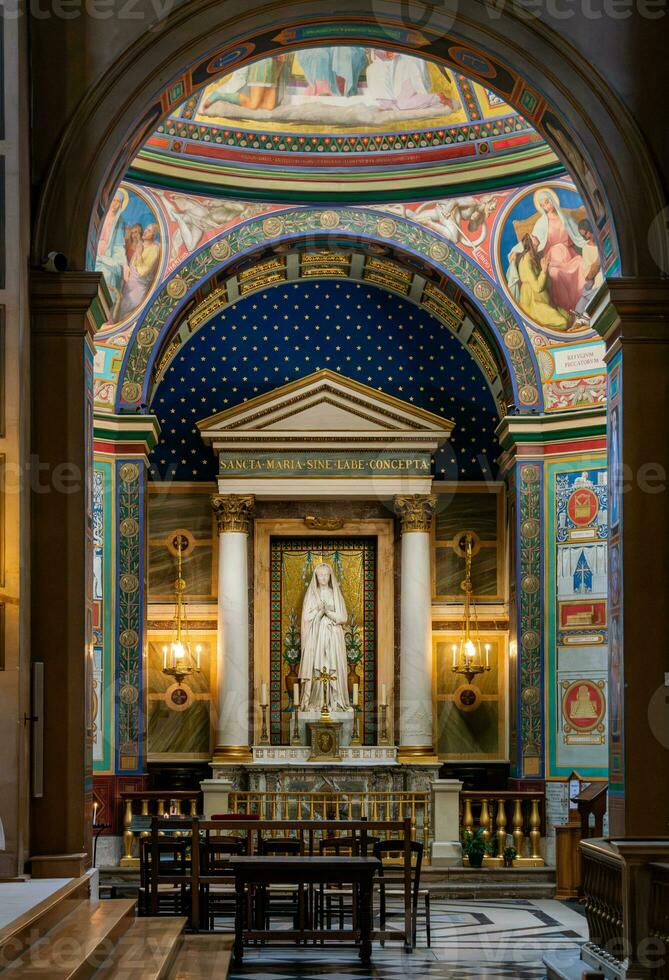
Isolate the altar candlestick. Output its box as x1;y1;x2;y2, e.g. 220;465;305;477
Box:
381;683;387;707
352;682;359;707
293;682;300;707
260;682;267;706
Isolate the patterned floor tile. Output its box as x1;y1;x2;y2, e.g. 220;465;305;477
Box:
226;897;585;978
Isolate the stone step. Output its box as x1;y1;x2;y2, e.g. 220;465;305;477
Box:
93;917;187;979
543;950;607;979
0;876;91;969
423;866;556;899
1;898;136;978
167;935;233;978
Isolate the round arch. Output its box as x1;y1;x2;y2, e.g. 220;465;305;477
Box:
33;2;663;275
114;205;544;413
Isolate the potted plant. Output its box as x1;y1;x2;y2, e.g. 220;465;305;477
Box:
461;828;491;868
503;845;517;868
283;609;301;698
345;612;363;697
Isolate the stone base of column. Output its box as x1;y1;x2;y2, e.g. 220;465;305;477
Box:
200;779;235;819
431;841;463;867
213;744;253;764
397;744;437;763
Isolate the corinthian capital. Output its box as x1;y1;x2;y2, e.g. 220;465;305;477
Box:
394;494;436;534
211;493;255;535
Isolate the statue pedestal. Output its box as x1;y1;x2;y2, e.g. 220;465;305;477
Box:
307;721;344;761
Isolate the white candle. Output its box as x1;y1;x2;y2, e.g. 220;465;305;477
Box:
92;801;98;824
485;644;490;667
452;643;457;667
381;683;387;707
162;645;168;670
195;644;202;670
293;682;300;707
352;682;359;707
261;682;267;706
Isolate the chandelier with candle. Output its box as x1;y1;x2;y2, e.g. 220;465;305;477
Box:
451;531;492;685
162;532;202;687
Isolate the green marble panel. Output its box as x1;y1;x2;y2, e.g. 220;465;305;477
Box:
148;700;211;754
435;492;497;541
436;701;500;756
149;545;213;599
435;545;497;597
149;490;214;537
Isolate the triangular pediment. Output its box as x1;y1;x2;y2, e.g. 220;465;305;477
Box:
198;369;454;440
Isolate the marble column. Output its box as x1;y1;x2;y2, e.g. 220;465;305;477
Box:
394;494;436;759
211;494;255;763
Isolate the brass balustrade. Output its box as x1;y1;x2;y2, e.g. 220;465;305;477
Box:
120;790;201;867
460;791;545;867
229;791;430;860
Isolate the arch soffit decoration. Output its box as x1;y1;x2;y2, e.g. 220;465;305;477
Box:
32;3;661;275
116;206;543;415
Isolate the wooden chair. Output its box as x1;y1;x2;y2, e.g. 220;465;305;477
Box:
373;839;430;947
138;838;190;917
200;835;246;930
257;837;304;930
315;835;360;930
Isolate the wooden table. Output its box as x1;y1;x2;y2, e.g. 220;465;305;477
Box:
228;856;381;965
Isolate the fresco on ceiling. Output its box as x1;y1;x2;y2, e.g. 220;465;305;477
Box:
495;183;602;336
92;181;607;415
95;186;165;326
193;48;497;130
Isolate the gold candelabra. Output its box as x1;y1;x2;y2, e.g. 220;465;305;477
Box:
351;706;361;744
314;667;337;722
259;704;269;744
162;533;201;687
451;531;492;685
290;681;302;744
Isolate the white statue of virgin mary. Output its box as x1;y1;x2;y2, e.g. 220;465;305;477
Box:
298;563;351;712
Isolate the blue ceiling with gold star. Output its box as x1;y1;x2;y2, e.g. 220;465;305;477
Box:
149;281;500;482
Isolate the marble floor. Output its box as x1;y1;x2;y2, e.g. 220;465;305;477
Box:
229;898;587;980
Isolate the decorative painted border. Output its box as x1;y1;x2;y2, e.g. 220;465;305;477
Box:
269;536;376;745
607;351;624;796
545;455;609;779
517;461;544;778
93;460;115;773
116;206;542;413
115;458;147;773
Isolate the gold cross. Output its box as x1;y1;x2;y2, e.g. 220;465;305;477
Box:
313;667;337;721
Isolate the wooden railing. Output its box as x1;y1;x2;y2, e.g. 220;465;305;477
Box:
229;791;430;860
120;790;201;866
579;840;669;977
460;791;544;866
648;862;669;976
580;839;624;969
